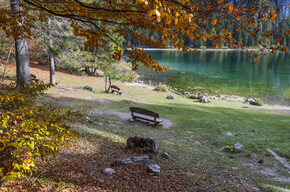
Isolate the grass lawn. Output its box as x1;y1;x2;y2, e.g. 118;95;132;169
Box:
1;63;290;191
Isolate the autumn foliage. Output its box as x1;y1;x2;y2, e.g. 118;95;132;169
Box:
0;82;82;182
0;0;289;70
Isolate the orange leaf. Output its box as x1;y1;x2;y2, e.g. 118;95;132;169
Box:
262;17;268;22
211;19;217;25
254;58;258;62
276;37;282;43
213;43;219;48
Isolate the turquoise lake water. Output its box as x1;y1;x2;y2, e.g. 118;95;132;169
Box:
136;50;290;106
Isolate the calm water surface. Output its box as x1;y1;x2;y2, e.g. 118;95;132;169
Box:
136;50;290;106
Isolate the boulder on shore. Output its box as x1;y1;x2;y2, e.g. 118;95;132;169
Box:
166;95;174;99
199;96;210;103
245;98;263;106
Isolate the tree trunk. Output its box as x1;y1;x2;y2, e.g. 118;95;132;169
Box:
48;18;55;85
0;32;5;57
94;68;98;76
10;0;31;88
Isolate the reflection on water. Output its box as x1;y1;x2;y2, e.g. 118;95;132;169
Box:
137;50;290;106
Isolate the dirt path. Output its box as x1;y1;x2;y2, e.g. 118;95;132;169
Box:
89;109;175;128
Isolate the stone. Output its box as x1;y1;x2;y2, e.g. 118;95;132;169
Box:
148;164;161;173
226;132;234;136
186;130;194;134
199;96;210;103
234;143;244;150
232;167;238;170
84;85;93;91
197;190;217;192
183;92;190;95
85;117;100;125
169;130;176;134
245;98;263;106
85;116;92;121
115;156;150;166
161;152;171;159
195;141;202;146
154;87;160;91
103;168;115;175
127;136;158;153
188;95;199;99
166;95;174;99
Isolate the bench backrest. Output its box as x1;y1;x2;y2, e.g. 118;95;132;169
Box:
111;85;120;90
130;107;159;118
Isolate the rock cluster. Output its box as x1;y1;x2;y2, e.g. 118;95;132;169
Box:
114;156;161;174
113;136;161;174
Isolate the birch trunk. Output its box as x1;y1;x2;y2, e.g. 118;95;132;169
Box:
10;0;31;88
48;18;55;85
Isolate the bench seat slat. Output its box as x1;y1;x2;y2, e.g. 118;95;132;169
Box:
133;114;163;123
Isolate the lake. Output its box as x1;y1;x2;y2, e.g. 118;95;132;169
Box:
136;50;290;106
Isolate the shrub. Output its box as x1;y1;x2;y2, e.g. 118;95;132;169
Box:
0;82;83;182
109;71;137;82
222;145;238;153
157;83;167;92
154;83;167;92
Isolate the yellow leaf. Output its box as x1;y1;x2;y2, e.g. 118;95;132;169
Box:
148;9;159;17
174;18;178;25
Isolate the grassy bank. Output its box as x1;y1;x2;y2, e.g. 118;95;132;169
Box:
1;64;290;191
136;67;290;106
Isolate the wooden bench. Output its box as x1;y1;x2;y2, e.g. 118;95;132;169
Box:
31;74;39;82
105;75;122;95
111;85;122;95
130;107;163;125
